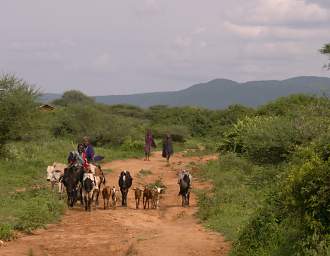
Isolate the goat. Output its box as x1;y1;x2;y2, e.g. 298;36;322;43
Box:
118;170;133;207
102;186;111;209
111;186;117;208
134;188;142;209
143;187;153;209
152;186;163;209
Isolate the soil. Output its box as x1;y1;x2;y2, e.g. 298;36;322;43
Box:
0;152;230;256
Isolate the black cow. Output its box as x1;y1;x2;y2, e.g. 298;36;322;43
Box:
61;166;84;207
118;170;133;207
179;173;190;207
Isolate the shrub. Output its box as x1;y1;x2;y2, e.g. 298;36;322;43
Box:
233;148;330;256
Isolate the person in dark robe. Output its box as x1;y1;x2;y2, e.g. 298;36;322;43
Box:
83;136;95;162
162;133;173;162
144;129;156;161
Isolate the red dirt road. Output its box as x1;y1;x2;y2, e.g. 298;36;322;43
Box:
0;153;230;256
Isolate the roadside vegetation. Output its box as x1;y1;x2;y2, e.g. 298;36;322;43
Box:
196;94;330;255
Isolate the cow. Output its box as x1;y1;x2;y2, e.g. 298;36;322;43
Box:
61;166;84;207
82;171;102;211
82;172;95;211
118;170;133;207
46;162;66;198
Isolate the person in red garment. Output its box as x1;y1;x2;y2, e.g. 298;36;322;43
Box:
68;143;89;170
144;129;156;161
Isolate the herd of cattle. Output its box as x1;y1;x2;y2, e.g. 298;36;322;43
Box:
46;162;191;212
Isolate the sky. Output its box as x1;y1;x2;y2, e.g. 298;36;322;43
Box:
0;0;330;95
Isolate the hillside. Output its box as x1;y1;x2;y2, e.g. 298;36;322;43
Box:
41;76;330;109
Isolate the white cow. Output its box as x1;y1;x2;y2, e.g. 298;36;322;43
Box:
46;162;66;198
82;172;101;211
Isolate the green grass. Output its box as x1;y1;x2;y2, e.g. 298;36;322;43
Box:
96;146;141;161
146;177;167;190
196;153;276;241
137;169;152;178
102;168;113;173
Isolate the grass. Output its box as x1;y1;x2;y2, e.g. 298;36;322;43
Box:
195;153;276;241
102;168;113;173
137;169;152;178
146;177;167;190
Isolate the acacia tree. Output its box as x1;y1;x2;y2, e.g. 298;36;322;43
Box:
320;43;330;69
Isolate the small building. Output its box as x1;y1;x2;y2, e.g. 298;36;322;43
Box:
39;104;55;112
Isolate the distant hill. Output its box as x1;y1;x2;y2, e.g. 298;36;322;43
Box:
41;76;330;109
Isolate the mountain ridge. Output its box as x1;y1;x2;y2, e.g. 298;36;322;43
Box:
40;76;330;109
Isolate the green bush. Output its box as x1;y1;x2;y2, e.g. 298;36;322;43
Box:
233;148;330;256
219;116;298;163
120;137;145;151
0;74;39;151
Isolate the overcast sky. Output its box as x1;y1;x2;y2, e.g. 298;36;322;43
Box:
0;0;330;95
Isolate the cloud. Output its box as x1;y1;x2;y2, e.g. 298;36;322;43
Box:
0;0;329;95
223;21;329;40
91;53;114;72
225;0;330;28
134;0;161;15
305;0;330;9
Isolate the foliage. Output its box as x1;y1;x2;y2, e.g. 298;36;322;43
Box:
219;102;330;163
196;153;276;240
320;43;330;69
233;148;330;256
257;94;326;117
320;43;330;55
52;90;94;106
0;74;39;149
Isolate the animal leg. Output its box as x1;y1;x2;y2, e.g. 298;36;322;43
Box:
84;196;88;211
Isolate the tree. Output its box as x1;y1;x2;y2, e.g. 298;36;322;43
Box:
320;43;330;69
52;90;94;106
0;74;39;150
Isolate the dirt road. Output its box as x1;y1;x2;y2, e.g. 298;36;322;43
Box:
0;152;230;256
